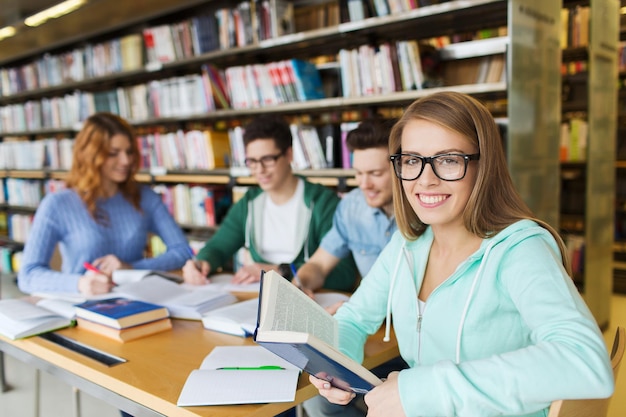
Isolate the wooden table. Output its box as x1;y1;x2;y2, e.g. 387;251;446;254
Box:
0;319;399;417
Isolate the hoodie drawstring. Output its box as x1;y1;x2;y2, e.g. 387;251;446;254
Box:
383;243;406;342
454;241;495;363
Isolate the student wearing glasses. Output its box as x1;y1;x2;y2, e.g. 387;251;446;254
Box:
182;114;357;291
308;92;613;416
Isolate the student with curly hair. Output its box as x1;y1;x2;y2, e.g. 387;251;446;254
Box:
308;92;613;416
18;113;190;296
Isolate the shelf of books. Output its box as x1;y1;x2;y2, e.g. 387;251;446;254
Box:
0;0;569;296
561;0;619;327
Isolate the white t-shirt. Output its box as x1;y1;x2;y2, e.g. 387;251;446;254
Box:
259;179;304;264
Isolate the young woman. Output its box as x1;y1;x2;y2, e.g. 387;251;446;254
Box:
18;113;190;296
308;91;613;417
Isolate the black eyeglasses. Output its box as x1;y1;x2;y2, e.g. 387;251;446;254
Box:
244;151;285;169
389;153;480;181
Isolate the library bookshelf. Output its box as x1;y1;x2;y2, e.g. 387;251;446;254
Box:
1;0;610;321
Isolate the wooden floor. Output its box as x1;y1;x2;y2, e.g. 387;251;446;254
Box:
1;273;625;416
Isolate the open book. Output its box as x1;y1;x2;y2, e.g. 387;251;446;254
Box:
253;270;381;394
113;276;237;320
112;269;183;285
202;292;350;337
0;298;74;340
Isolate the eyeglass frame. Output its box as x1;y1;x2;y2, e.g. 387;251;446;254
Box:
389;152;480;181
244;151;286;169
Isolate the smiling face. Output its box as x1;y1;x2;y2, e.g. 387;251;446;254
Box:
100;134;134;195
400;119;478;231
352;147;393;215
245;138;293;193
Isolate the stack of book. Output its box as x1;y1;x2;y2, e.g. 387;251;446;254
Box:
74;297;172;343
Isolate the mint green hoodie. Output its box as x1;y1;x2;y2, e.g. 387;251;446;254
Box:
196;177;357;291
335;220;613;416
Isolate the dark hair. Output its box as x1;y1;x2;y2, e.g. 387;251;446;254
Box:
389;91;570;273
65;112;140;221
346;118;395;152
243;114;292;152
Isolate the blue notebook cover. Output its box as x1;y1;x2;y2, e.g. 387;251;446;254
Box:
75;297;169;329
75;298;163;319
255;338;379;394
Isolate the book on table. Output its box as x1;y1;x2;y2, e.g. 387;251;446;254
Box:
253;270;382;394
75;316;172;342
74;297;169;329
201;298;259;337
113;275;237;320
202;292;349;337
0;298;74;340
111;269;183;285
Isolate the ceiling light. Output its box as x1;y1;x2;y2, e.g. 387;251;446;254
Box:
24;0;88;28
0;26;16;41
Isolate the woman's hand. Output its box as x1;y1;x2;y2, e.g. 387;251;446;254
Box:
182;259;210;285
92;255;130;277
364;371;405;417
78;273;114;295
308;374;356;405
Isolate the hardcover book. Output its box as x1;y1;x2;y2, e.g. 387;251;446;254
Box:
76;317;172;342
74;297;169;329
254;270;381;394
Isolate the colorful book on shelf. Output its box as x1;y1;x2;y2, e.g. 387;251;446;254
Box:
74;297;169;329
202;64;231;109
288;58;325;101
0;298;74;340
76;316;172;342
202;129;231;169
254;270;381;394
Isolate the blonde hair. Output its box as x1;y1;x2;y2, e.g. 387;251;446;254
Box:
389;92;570;273
65;113;140;222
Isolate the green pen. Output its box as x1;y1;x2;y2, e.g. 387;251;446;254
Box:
217;366;285;370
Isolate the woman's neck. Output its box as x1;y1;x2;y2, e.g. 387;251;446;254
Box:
101;181;119;198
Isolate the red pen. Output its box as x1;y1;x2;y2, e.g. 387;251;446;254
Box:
83;261;102;274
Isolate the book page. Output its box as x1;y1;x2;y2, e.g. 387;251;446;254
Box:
0;299;58;321
201;298;259;336
260;270;337;347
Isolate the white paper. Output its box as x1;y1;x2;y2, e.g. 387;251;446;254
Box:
177;346;300;406
177;369;299;406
